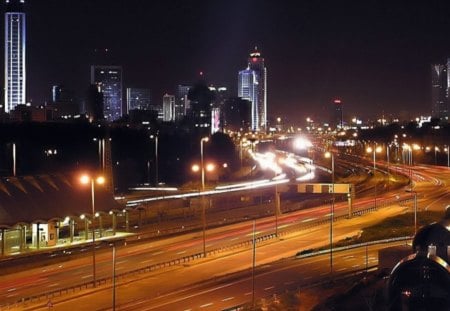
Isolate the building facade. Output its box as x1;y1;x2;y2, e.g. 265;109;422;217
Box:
162;93;175;122
175;84;191;121
4;0;26;113
431;63;448;121
90;66;123;121
126;88;151;112
238;48;267;132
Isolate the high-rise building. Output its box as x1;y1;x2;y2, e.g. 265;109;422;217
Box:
175;84;191;121
126;88;151;112
223;97;251;132
238;48;267;132
4;0;26;113
431;63;448;121
162;93;175;122
90;66;123;121
332;99;344;129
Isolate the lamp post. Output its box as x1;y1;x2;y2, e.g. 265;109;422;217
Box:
366;145;382;208
445;146;450;167
110;242;116;311
80;174;105;287
434;146;439;166
12;142;16;177
200;137;209;257
324;151;334;278
150;135;159;185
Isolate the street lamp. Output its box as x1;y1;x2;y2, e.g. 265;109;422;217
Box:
80;174;105;287
434;146;439;166
150;134;159;185
324;151;334;278
366;145;382;208
200;136;209;257
445;146;450;167
201;137;209;191
406;189;418;235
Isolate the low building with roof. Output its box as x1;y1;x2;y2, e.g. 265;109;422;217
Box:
0;173;123;255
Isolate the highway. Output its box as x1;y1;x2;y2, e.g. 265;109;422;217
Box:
2;153;450;309
22;208;409;311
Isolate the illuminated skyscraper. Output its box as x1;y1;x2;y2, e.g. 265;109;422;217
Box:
162;93;175;121
431;63;448;120
126;88;151;112
4;0;26;113
91;66;123;121
238;48;267;131
332;99;344;129
175;84;191;121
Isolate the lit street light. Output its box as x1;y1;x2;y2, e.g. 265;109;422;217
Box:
445;146;450;167
150;134;159;185
80;174;105;287
366;145;382;208
201;137;209;191
324;151;334;278
200;137;209;257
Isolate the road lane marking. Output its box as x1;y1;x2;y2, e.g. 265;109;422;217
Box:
200;302;213;308
47;283;59;288
245;292;252;296
264;286;275;291
222;297;234;302
81;274;92;279
152;251;164;256
336;267;347;272
141;259;153;264
177;251;187;255
7;288;16;292
301;218;317;223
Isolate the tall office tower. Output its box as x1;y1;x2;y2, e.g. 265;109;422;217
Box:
90;66;123;121
126;88;151;112
52;85;74;103
238;68;257;130
332;99;344;129
4;0;26;113
238;48;267;132
223;97;251;132
431;64;448;120
175;84;191;121
162;93;175;121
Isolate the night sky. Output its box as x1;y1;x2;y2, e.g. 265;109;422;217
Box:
19;0;450;123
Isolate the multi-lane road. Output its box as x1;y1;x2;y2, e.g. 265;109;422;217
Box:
2;156;450;310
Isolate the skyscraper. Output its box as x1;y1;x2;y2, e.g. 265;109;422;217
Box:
332;99;344;129
126;88;152;112
91;66;123;121
175;84;191;121
4;0;26;113
238;48;267;132
162;93;175;121
431;63;448;120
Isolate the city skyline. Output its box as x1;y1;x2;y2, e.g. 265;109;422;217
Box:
9;0;450;122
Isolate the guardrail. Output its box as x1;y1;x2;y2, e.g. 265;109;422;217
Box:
1;197;413;309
